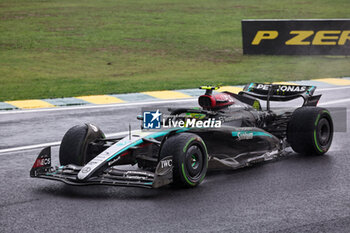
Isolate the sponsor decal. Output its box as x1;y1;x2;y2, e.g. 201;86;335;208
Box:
251;30;350;46
160;159;172;168
108;157;120;166
232;131;272;140
125;171;152;176
186;112;206;120
242;19;350;55
155;156;173;176
237;132;253;140
255;84;306;92
34;157;51;168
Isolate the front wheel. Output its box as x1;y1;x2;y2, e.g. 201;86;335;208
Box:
287;107;333;155
59;124;105;166
159;133;208;187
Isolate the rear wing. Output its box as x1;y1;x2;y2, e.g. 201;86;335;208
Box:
239;83;321;109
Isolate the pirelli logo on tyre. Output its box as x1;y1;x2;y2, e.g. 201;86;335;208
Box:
242;19;350;55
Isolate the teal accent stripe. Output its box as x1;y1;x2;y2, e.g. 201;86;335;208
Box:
307;86;316;94
106;128;189;162
144;131;169;139
174;128;191;133
232;131;272;137
247;83;254;91
106;139;143;161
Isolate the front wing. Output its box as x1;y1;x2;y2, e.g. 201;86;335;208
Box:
30;147;173;189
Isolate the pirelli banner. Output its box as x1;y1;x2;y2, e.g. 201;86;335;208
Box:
242;19;350;55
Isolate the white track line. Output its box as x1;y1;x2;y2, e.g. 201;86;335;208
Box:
0;131;132;154
0;141;61;153
318;86;350;91
319;98;350;106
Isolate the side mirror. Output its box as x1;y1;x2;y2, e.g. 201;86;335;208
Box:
137;115;143;121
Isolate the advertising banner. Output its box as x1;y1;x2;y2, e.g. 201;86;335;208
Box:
242;19;350;55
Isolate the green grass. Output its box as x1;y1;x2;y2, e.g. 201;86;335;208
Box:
1;0;350;101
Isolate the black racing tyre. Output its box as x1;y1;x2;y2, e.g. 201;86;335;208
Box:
287;107;333;155
59;124;105;166
159;133;208;187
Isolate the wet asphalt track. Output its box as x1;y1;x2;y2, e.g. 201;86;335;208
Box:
1;87;350;233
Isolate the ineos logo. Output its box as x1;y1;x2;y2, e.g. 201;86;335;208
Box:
38;157;50;166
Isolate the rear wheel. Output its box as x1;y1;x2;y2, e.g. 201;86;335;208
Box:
287;107;333;155
59;124;105;166
159;133;208;187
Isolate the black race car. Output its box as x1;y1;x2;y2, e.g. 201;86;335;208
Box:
30;83;333;188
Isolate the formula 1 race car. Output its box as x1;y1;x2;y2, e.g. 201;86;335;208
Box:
30;83;333;188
